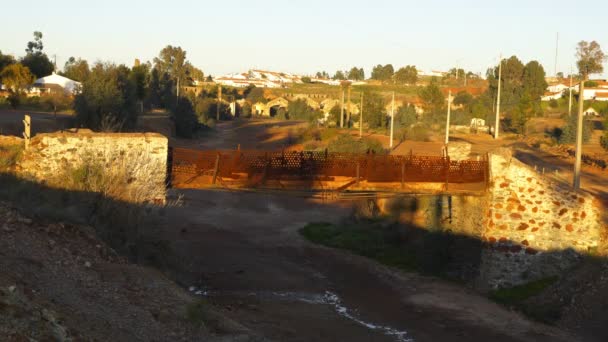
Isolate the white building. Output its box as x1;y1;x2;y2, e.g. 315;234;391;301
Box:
32;72;82;95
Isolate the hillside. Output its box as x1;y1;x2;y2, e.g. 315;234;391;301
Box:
0;201;260;342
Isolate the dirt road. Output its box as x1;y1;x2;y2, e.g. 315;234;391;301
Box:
154;190;577;342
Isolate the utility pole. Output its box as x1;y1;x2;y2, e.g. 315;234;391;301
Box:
573;79;585;189
216;85;222;121
494;54;502;139
346;83;352;127
176;76;180;107
568;66;573;116
554;32;559;77
359;92;363;138
340;88;345;128
390;92;395;149
445;90;452;145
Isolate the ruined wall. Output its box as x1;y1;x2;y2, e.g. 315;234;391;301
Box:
372;148;606;289
17;131;168;202
479;149;605;289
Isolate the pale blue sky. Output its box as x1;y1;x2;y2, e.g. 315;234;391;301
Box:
2;0;607;77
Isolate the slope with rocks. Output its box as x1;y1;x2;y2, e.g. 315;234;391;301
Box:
0;201;261;342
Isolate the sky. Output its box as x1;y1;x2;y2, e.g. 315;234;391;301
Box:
2;0;608;78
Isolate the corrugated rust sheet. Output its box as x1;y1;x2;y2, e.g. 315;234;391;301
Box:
171;147;488;185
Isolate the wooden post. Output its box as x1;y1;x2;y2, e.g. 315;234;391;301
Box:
401;159;405;189
22;115;31;149
212;153;221;184
217;85;222;121
573;79;585;190
340;89;345;128
359;92;363;138
445;90;452;145
445;152;450;191
347;84;352;127
356;161;360;185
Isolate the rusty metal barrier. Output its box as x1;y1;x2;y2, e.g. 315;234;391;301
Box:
171;147;489;186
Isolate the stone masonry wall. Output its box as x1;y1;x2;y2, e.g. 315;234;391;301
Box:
17;131;168;202
479;148;605;289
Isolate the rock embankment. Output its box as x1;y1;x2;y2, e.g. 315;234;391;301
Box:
0;201;258;341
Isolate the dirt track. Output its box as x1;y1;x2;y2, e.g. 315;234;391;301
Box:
155;190;576;342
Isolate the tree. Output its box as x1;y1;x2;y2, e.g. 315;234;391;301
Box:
130;62;150;112
246;86;265;103
184;62;204;84
42;91;71;116
576;40;606;79
21;31;54;78
316;71;330;79
363;92;386;128
0;50;15;73
394;65;418;84
453;91;473;108
395;104;417;128
347;67;365;81
447;68;466;79
173;97;199;137
301;76;312;83
154;45;187;91
332;70;346;80
371;64;394;82
74;63;138;131
0;63;35;93
287;99;321;122
522;61;548;104
418;83;445;115
62;57;90;82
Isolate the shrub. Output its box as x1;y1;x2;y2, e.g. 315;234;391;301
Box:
173;97;199;138
0;143;24;171
327;134;384;154
549;99;558;108
287;99;322;122
74;63;138;131
601;133;608;151
398;125;431;142
555;114;592;144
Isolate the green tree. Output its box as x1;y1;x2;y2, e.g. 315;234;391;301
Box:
363;92;386;128
347;67;365;81
447;68;461;79
0;51;15;73
184;63;204;84
172;97;199;137
576;40;606;79
522;60;548;115
154;45;187;91
395;104;417;127
332;70;346;80
74;63;138;131
419;83;445;116
453;91;473;108
246;87;266;103
394;65;417;84
0;63;35;92
62;57;90;82
21;31;54;78
371;64;394;82
0;63;35;109
301;76;312;83
556;113;592;144
130;62;150;112
287;99;322;122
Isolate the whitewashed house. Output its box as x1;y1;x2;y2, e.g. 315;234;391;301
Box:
32;72;81;95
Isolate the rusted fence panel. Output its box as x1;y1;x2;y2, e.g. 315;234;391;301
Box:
171;147;489;185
